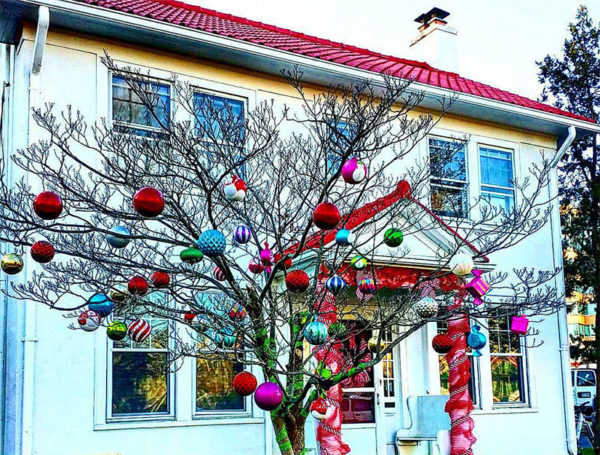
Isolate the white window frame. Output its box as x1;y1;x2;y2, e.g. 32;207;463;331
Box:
478;144;516;214
380;327;397;409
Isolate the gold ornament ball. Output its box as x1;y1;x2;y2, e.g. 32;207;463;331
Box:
367;336;385;353
1;253;24;275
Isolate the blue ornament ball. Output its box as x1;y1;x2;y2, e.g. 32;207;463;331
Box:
197;230;227;257
106;225;131;248
467;324;487;357
233;225;252;244
88;293;114;317
326;275;347;295
335;229;355;246
304;321;328;345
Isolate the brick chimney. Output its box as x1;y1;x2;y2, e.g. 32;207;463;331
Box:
409;7;458;73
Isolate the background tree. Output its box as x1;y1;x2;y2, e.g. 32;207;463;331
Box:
537;5;600;449
0;56;564;455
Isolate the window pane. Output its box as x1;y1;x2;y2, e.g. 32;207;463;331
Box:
196;358;245;412
432;183;467;218
439;355;477;404
480;147;513;188
327;121;357;174
194;92;245;142
430;138;466;181
341;391;375;424
112;352;169;415
577;371;596;387
112;75;170;132
491;355;524;403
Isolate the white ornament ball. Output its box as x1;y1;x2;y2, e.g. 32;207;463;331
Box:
450;253;474;276
414;297;439;319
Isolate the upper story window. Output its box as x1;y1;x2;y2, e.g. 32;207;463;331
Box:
112;75;170;137
479;146;515;213
489;315;528;406
429;137;468;218
327;120;357;175
109;318;171;418
193;92;245;143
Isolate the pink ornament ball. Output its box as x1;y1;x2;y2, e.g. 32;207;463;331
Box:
341;157;367;184
254;382;283;411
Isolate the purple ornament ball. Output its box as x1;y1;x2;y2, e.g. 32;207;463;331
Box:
254;382;283;411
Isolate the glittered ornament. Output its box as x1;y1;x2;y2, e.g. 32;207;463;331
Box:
233;371;258;396
260;242;274;266
368;336;386;353
128;319;151;343
415;297;439;319
33;191;63;220
335;228;355;246
326;275;346;295
180;247;203;264
383;228;404;247
304;321;328;345
197;230;227;257
249;259;265;274
1;253;23;275
341;157;368;184
223;175;247;201
254;382;283;411
133;187;164;217
450;253;474;276
151;271;170;288
358;278;375;294
228;303;247;322
110;286;128;303
467;324;486;356
233;225;252;244
285;270;310;293
432;333;453;354
88;293;114;317
327;322;347;338
107;321;128;341
213;267;226;281
311;397;328;420
106;225;131;248
78;310;101;332
30;241;55;263
313;202;341;230
350;255;367;270
128;276;148;295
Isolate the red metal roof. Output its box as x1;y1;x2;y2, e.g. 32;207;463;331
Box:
77;0;594;124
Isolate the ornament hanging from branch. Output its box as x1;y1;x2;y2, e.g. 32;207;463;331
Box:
285;270;310;293
1;253;23;275
30;241;55;263
467;324;486;356
77;310;101;332
128;276;149;296
341;157;367;184
107;321;128;341
233;224;252;244
254;382;283;411
127;319;151;343
383;227;403;247
197;230;227;257
88;293;114;317
151;271;170;288
223;175;247;201
33;191;63;220
180;247;203;264
450;253;474;276
313;202;341;230
510;315;529;335
106;226;131;248
465;270;490;305
133;187;164;218
233;371;258;396
432;333;453;354
326;275;346;295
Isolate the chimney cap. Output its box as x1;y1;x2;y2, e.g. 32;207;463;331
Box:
414;7;450;25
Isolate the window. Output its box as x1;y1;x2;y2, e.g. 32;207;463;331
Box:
489;316;527;405
576;370;597;387
437;320;478;404
327;120;357;175
429;137;468;218
479;146;515;213
109;318;171;418
112;75;170;137
195;335;246;414
381;328;396;408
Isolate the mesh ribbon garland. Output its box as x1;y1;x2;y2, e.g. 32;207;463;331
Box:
444;292;476;455
312;285;351;455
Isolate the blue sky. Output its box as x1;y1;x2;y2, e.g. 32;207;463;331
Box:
187;0;599;101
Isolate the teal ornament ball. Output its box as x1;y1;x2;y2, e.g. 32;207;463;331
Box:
304;321;328;345
335;229;355;246
88;293;114;317
383;228;403;247
197;230;226;257
467;324;487;357
350;255;367;270
106;225;131;248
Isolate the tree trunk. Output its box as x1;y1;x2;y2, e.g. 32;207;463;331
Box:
272;413;307;455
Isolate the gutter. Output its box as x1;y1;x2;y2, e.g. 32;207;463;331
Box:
549;125;577;455
21;6;49;455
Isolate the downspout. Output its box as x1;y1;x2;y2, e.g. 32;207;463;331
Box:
549;125;577;455
21;7;49;455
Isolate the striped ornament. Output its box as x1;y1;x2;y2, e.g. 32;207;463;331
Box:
233;225;252;244
325;275;346;295
213;266;226;281
127;319;152;343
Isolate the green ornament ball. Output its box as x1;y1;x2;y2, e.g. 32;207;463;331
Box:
180;247;204;264
328;322;347;338
383;227;404;247
107;321;128;341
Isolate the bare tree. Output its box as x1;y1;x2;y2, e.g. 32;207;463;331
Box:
0;56;563;455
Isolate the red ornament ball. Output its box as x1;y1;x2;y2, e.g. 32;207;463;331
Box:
232;371;258;396
249;259;264;274
151;271;170;288
312;202;341;230
184;312;197;323
33;191;63;220
128;276;149;295
133;187;165;217
30;241;55;263
285;270;310;293
432;333;453;354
